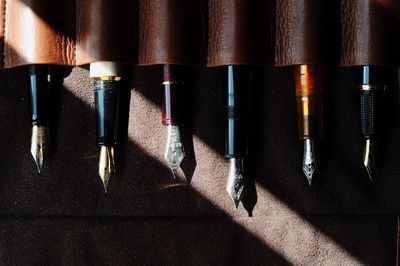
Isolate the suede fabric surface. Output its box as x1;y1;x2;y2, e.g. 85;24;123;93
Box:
0;66;398;264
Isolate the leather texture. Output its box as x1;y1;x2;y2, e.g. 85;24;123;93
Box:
0;0;400;68
76;0;138;66
207;0;273;66
3;0;75;68
274;0;340;66
340;0;400;66
138;0;206;66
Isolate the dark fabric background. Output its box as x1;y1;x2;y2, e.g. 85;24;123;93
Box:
0;66;398;265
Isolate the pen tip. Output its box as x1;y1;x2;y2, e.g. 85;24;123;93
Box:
226;158;245;208
99;145;115;192
165;125;184;178
363;139;376;182
30;125;47;173
302;138;319;186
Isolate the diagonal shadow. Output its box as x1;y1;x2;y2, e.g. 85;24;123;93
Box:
0;67;292;265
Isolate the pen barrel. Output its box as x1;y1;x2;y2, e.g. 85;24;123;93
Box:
162;64;185;125
294;65;324;140
28;65;55;126
224;66;250;159
93;79;120;146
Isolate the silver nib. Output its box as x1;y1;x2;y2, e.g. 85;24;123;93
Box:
30;125;47;173
164;125;184;178
363;138;376;182
302;138;319;186
226;158;245;208
99;145;115;192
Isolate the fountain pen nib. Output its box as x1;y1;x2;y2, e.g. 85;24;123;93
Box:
226;158;245;208
99;145;115;192
302;138;319;186
30;125;47;173
363;139;376;182
165;125;184;178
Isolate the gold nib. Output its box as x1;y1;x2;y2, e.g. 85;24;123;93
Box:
363;139;376;182
165;125;184;178
30;125;47;173
99;145;115;192
226;158;245;208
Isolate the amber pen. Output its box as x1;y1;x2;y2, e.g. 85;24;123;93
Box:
28;65;61;172
294;65;324;185
162;64;185;177
358;66;385;181
90;61;123;191
224;65;250;208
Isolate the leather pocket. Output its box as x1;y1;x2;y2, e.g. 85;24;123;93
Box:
76;0;138;66
340;0;400;66
274;0;340;66
3;0;76;68
207;0;274;66
138;0;207;66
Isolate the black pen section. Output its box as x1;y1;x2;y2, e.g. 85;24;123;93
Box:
93;78;121;147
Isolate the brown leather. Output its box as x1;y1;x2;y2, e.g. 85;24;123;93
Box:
274;0;340;66
1;0;400;68
138;0;206;66
76;0;137;65
340;0;400;66
3;0;75;68
207;0;273;67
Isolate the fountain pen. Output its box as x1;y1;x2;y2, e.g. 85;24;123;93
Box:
28;65;61;172
294;65;324;185
224;65;250;208
90;61;123;192
358;66;385;181
162;64;185;178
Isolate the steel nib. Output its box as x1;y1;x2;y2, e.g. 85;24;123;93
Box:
99;145;115;192
363;138;376;182
302;138;319;186
226;158;245;208
30;125;47;173
165;125;184;178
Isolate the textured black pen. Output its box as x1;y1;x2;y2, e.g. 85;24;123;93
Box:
359;66;385;181
224;65;250;208
28;65;60;172
90;62;123;192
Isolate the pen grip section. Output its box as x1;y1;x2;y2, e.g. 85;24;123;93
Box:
162;65;185;126
360;90;381;137
295;65;324;140
29;65;53;126
224;66;250;158
93;79;121;146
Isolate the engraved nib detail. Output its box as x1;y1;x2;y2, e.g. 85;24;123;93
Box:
226;158;245;208
31;125;47;173
98;145;115;192
165;125;184;178
302;138;319;186
363;139;376;182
